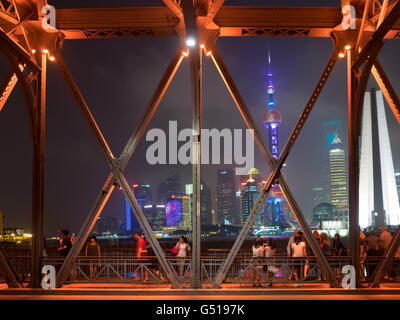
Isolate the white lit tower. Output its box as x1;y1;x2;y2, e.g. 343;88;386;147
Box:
263;51;288;229
359;89;400;228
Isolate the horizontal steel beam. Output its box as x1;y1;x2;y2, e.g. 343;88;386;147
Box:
49;6;400;39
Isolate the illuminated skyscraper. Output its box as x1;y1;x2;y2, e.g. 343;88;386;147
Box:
185;180;212;226
125;184;153;232
359;89;400;228
262;51;288;229
216;169;237;225
240;172;262;227
328;136;348;208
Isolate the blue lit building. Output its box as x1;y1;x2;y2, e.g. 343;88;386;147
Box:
262;50;288;229
125;184;154;233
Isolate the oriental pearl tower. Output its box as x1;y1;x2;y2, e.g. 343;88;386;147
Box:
263;50;288;229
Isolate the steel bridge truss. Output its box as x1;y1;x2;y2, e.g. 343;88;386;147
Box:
0;0;400;289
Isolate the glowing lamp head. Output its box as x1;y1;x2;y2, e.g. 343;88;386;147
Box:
42;49;49;54
345;45;351;50
206;50;212;56
186;37;196;47
49;56;55;61
338;52;345;58
200;43;205;49
31;49;36;54
182;50;189;57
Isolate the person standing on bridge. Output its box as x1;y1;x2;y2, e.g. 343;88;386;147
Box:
174;236;191;278
291;234;307;287
85;235;101;280
134;232;148;281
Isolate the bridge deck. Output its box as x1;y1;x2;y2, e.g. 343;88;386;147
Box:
1;283;400;300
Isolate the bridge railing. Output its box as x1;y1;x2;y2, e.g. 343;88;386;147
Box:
2;254;400;286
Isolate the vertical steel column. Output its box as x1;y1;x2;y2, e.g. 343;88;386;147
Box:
347;48;361;288
181;0;202;289
189;46;202;288
30;52;46;288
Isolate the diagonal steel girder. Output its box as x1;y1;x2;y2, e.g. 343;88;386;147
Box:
0;242;23;288
0;29;39;73
371;59;400;125
211;46;339;288
182;0;203;289
0;68;18;111
0;47;35;137
162;0;183;20
54;47;184;288
353;1;400;70
370;226;400;287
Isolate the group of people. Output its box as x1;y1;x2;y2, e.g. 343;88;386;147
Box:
54;225;399;285
360;226;397;280
250;230;347;287
251;237;276;287
56;228;191;282
57;228;100;279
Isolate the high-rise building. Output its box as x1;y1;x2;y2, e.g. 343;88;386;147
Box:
163;195;191;233
359;89;400;228
216;169;237;225
125;184;153;232
328;135;348;208
185;180;212;227
153;204;166;230
240;173;262;227
157;174;182;204
262;51;288;229
95;216;119;235
312;187;326;207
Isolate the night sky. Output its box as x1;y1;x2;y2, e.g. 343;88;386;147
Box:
0;1;399;235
